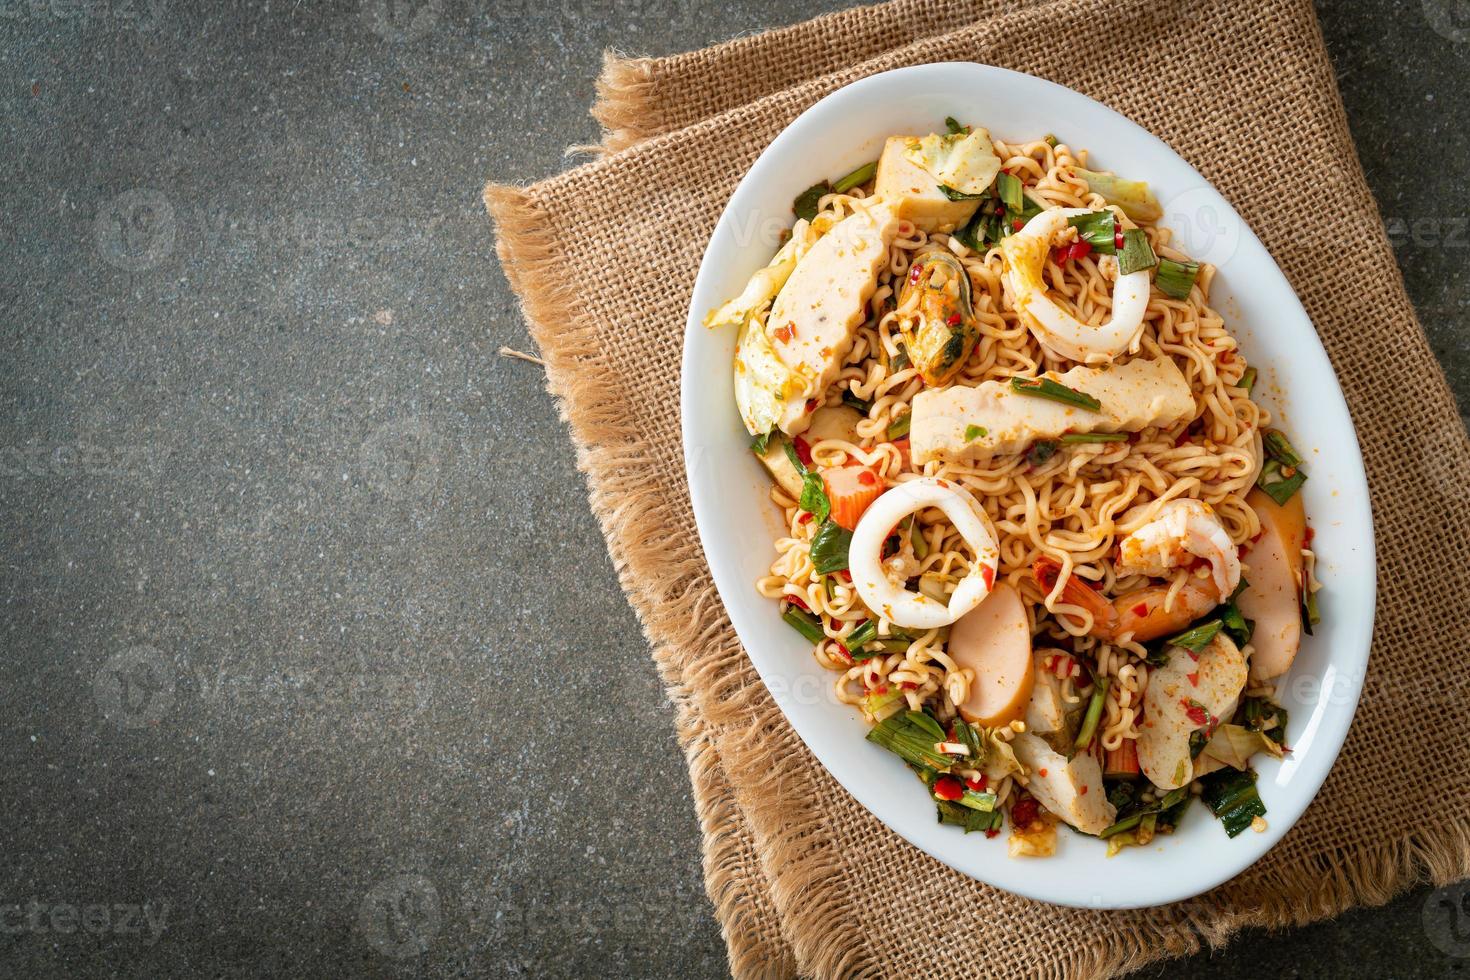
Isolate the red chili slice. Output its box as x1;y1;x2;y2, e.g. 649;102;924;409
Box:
792;436;814;468
966;775;988;792
933;775;964;801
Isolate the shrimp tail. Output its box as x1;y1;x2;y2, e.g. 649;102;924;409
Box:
1032;557;1119;638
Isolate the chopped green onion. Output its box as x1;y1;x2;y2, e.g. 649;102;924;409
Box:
944;116;967;135
832;161;878;194
996;172;1024;213
844;619;878;650
937;800;1003;834
1256;458;1307;506
841;389;873;415
1009;376;1103;411
964;424;987;442
781;603;825;643
891;345;911;372
793;181;830;221
1074;677;1111;750
937;184;987;201
1026;440;1059;466
907;515;929;559
809;520;852;574
1262;429;1304;468
953;719;985;764
1059;432;1128;444
1043;133;1058;148
1155;257;1200;299
1067;211;1117;255
854;637;912;659
958;788;999;812
1199;767;1266;838
750;431;772;455
908;709;947;741
1165;618;1223;653
886;412;912;440
1098;786;1188;838
1240;696;1289;746
862;685;906;721
1239;366;1258;392
867;712;955;770
1117;228;1158;276
1302;585;1320;636
1071;168;1163;223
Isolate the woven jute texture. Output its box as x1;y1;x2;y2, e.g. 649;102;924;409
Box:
485;1;1470;976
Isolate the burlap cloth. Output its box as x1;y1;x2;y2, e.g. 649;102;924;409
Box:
484;1;1470;975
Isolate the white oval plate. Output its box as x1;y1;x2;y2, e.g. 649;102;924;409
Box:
681;63;1376;908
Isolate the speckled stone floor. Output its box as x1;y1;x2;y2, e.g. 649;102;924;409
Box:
2;1;1467;976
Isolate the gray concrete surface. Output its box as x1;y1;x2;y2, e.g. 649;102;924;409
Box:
1;0;1467;977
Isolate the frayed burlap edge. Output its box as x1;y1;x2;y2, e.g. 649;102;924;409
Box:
590;52;660;155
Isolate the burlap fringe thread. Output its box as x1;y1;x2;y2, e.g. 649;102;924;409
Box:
485;52;1470;980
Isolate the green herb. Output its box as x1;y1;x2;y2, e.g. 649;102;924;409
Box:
799;469;830;523
1238;366;1257;393
886;412;912;440
783;440;808;476
1043;133;1058;148
1256;458;1307;506
809;520;852;574
937;799;1003;834
1199;767;1266;838
1026;440;1059;466
964;424;988;442
958;788;999;812
953;209;985;252
953;719;985;766
853;636;913;659
1219;597;1254;646
750;431;772;455
1067;211;1117;254
891;345;911;372
1009;376;1103;411
1189;728;1210;758
793;182;830;221
1165;618;1223;653
1240;695;1289;746
1155;257;1199;299
841;389;874;415
832;160;878;194
781;603;825;643
1099;786;1189;838
1117;228;1158;276
938;184;987;201
867;711;955;770
944;116;967;135
996;172;1024;213
909;709;948;742
1074;677;1111;750
1059;432;1128;444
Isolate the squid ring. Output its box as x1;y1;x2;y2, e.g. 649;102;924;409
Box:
1000;208;1150;364
849;477;1000;630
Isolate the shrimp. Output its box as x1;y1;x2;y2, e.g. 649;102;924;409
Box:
999;208;1151;364
1033;500;1241;643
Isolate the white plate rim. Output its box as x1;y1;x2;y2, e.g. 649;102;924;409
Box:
680;62;1377;909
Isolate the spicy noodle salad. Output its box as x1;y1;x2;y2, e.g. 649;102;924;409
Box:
705;120;1319;857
